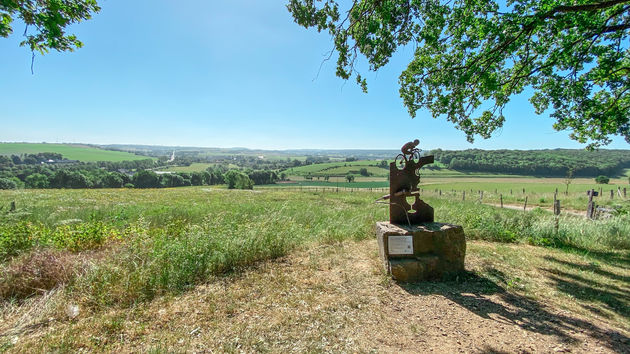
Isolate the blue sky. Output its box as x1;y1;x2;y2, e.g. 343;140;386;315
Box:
1;0;628;150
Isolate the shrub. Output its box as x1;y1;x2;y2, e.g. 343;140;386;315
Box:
595;175;610;184
0;222;38;260
0;177;17;190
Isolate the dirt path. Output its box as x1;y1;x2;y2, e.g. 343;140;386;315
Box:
6;240;630;352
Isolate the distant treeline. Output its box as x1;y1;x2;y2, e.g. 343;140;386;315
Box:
0;154;279;190
431;149;630;177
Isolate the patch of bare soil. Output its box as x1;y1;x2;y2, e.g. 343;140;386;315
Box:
5;240;630;353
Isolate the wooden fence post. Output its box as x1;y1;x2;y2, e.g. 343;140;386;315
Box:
587;189;595;219
462;191;466;201
10;201;15;212
500;194;503;208
624;188;627;198
611;190;614;199
523;196;528;211
554;199;561;216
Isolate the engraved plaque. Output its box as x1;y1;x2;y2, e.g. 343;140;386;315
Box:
388;235;413;255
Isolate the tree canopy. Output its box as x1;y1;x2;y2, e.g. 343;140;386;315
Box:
288;0;630;149
1;0;100;55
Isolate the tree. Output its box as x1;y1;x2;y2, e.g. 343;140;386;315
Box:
102;172;124;188
1;0;100;56
345;173;355;183
564;168;574;195
288;0;630;148
25;173;49;189
190;172;204;186
161;173;186;188
595;175;610;184
133;170;161;189
224;170;254;190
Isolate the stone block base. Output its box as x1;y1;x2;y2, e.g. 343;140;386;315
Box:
376;221;466;282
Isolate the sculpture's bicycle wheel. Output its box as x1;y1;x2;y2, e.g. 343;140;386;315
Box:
394;153;406;170
411;149;422;164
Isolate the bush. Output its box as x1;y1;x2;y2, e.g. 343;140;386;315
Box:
0;222;38;261
0;177;17;190
595;175;610;184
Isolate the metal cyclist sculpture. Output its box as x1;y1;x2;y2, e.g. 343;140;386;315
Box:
395;139;422;168
384;139;435;225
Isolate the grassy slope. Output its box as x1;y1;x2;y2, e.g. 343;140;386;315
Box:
0;187;628;351
0;143;149;162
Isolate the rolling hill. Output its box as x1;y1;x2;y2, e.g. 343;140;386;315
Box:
0;143;151;162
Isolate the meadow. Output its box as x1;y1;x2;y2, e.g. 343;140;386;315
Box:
265;173;630;212
0;143;149;162
284;159;528;178
1;187;629;351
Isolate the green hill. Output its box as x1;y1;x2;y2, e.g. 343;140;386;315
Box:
0;143;150;162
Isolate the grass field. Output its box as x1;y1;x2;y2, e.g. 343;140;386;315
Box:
0;187;629;351
157;163;215;173
284;160;388;176
0;143;150;162
272;173;630;212
284;159;538;178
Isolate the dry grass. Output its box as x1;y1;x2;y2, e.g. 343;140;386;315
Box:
0;249;80;301
4;239;629;352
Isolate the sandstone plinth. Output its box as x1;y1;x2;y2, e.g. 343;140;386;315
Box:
375;221;466;282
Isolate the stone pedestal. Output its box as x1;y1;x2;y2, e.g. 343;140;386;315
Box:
375;221;466;282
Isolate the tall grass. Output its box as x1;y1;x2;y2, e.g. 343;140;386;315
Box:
432;200;630;250
1;187;629;306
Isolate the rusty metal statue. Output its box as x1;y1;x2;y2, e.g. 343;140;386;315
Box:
380;140;434;226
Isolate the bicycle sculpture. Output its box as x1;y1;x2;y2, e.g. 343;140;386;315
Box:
382;139;434;225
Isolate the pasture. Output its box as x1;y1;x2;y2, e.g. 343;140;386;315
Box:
274;171;630;212
156;163;216;173
0;143;150;162
0;187;629;351
284;159;528;178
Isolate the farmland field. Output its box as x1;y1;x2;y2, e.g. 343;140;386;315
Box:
284;159;521;178
0;187;629;351
0;143;150;162
157;163;216;173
